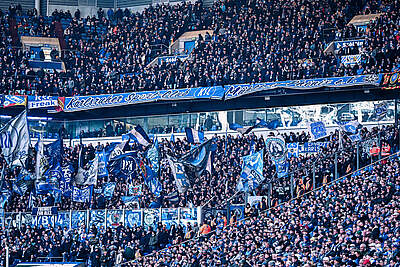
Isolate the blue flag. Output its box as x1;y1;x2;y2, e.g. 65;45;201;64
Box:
274;158;289;178
308;121;329;141
108;152;138;180
167;156;190;193
185;128;204;144
61;165;74;197
44;162;62;189
97;150;109;177
72;185;92;203
0;190;10;208
141;162;162;196
35;182;56;195
44;135;63;166
102;182;116;200
180;139;214;175
237;150;264;192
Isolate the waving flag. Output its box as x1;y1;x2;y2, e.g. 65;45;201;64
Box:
72;185;92;203
307;121;329;141
185;128;204;144
102;182;116;200
237;150;264;192
167;156;190;193
0;191;10;208
337;120;362;142
0;110;29;167
35;135;47;181
12;177;28;196
74;155;99;186
140;161;162;196
45;135;63;167
127;125;151;146
61;164;74;197
374;102;388;118
97;149;109;177
180;139;214;176
128;184;142;196
108;152;138;180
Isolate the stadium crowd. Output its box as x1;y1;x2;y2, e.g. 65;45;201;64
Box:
1;124;398;213
0;124;399;266
132;150;400;266
0;0;399;96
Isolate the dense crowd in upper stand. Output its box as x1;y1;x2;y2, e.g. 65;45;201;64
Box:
0;0;398;96
133;151;400;266
1;125;398;214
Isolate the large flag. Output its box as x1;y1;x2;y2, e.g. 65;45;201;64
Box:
107;141;129;161
0;190;10;208
61;164;74;197
72;185;92;203
12;177;28;196
274;158;289;178
74;155;99;186
146;139;160;175
108;152;138;180
97;149;109;177
185;128;204;144
45;135;63;167
127;125;151;146
237;150;264;192
44;162;63;190
140;161;162;196
307;121;329;141
102;182;116;200
167;156;190;193
35;135;46;181
0;110;29;166
338;120;362;134
180;139;214;175
265;136;286;161
144;139;162;196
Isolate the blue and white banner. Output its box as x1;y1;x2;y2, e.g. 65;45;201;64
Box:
71;211;86;229
338;120;362;134
106;210;124;228
224;74;382;99
286;143;299;158
374;102;388;118
55;212;70;229
74;156;99;186
185;128;204;144
308;121;329;141
89;210;106;229
161;208;179;229
141;162;162;197
125;210;142;227
62;86;225;112
61;165;74;197
72;186;92;203
237;150;264;192
334;39;364;51
158;55;188;65
274;158;289;178
340;54;361;66
97;150;109;177
229;205;245;221
31;215;55;227
143;209;160;229
265;137;286;161
300;142;330;153
180;208;198;229
102;182;116;200
28;96;58;109
168;157;190;193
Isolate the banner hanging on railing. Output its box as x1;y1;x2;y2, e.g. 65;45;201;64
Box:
61;86;225;112
224;74;382;99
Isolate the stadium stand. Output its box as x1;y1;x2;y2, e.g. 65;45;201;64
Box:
0;0;398;96
0;0;400;266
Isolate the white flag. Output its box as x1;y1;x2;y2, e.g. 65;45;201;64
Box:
35;134;48;181
74;155;99;186
0;110;30;167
